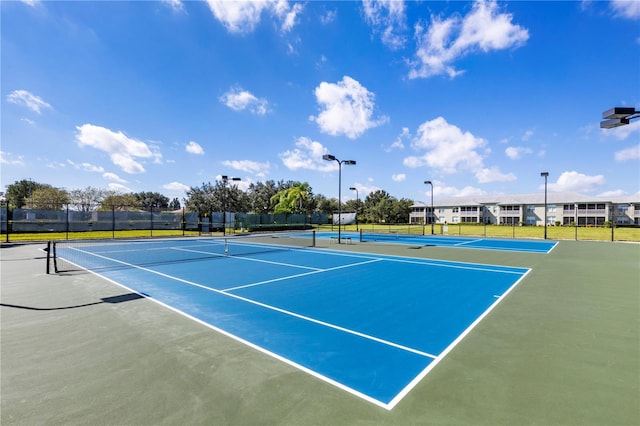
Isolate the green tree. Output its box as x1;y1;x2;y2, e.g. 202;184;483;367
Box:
270;181;312;214
5;179;47;208
135;192;169;210
313;194;337;214
247;180;278;213
29;187;70;210
184;180;249;216
363;190;392;223
68;187;107;211
391;198;414;224
100;193;141;211
169;198;181;210
184;182;217;216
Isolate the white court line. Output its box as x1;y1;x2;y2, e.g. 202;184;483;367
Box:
359;255;527;275
385;268;532;410
454;239;483;246
67;247;437;362
171;247;321;271
222;258;383;292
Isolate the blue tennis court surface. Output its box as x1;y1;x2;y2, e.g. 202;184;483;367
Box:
55;237;531;409
319;231;557;253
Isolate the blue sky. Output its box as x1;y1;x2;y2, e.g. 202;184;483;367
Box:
2;0;639;205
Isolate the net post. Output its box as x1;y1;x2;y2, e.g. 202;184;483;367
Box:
359;229;363;242
46;241;51;274
311;230;316;247
52;241;59;273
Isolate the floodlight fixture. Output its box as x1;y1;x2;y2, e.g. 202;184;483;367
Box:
322;154;336;161
602;107;636;119
600;107;639;129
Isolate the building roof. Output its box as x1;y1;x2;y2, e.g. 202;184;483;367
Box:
412;192;640;208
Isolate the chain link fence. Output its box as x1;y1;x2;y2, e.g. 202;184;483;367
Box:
0;203;329;241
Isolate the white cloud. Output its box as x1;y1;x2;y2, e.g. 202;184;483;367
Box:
547;171;606;193
614;145;640;162
404;116;486;173
107;183;132;193
280;2;303;33
409;0;529;79
392;173;406;182
0;151;25;166
279;137;337;172
310;76;388;139
185;141;205;155
349;182;381;198
474;166;516;183
222;159;270;177
220;87;270;115
6;89;52;114
611;0;640;19
67;160;105;173
206;0;302;34
386;127;410;151
505;146;533;159
163;181;190;192
521;129;534;141
103;172;127;183
75;124;162;174
320;9;337;25
161;0;185;13
362;0;407;49
46;161;67;169
430;181;487;198
597;189;628;197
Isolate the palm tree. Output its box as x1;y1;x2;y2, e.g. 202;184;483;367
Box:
270;181;312;214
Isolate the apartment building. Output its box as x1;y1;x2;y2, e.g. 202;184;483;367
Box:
410;192;640;226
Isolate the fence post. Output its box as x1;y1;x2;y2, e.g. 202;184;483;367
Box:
66;204;69;240
112;206;116;239
611;223;614;242
5;200;9;243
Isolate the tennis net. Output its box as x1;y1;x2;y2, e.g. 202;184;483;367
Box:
47;231;316;274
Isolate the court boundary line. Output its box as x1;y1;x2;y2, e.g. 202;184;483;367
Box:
59;243;531;409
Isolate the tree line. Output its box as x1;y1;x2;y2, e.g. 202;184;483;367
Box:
2;178;414;224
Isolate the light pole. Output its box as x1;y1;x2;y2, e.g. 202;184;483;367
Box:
424;180;434;235
323;154;356;243
221;175;241;236
540;172;549;240
349;186;359;231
